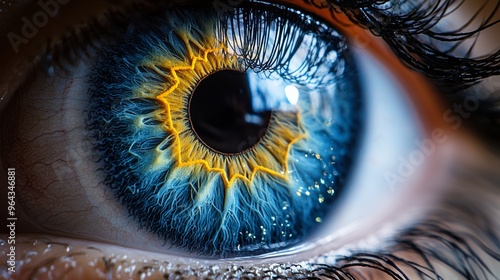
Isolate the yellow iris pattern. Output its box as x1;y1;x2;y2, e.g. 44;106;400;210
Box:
140;30;306;188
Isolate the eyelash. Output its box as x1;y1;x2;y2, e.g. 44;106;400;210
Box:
23;181;498;279
45;0;500;94
308;175;500;280
310;0;500;90
21;0;499;278
45;0;500;87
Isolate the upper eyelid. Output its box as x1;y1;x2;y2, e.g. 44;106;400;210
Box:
328;0;500;88
0;0;448;133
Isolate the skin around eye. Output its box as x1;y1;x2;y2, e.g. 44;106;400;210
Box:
0;0;499;279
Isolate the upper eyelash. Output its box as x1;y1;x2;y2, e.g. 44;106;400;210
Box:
300;0;500;138
302;0;500;91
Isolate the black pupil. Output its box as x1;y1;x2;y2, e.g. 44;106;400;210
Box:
189;70;272;154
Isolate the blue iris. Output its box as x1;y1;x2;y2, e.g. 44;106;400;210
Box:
87;2;363;257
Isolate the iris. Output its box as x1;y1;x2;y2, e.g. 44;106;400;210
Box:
87;1;363;257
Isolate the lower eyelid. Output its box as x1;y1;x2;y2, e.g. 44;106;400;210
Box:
4;235;111;280
6;234;288;279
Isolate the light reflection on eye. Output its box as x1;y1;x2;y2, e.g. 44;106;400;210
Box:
0;0;485;278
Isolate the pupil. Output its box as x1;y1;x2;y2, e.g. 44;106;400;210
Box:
189;70;272;154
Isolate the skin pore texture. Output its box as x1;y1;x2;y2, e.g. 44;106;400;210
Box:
0;0;499;279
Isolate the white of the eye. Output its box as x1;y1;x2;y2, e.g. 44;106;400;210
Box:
330;49;425;229
247;47;448;262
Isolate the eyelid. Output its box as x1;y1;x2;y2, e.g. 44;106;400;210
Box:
0;0;438;113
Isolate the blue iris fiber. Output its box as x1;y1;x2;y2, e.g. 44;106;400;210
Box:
87;2;363;257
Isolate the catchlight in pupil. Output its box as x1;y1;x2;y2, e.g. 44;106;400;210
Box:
86;1;363;257
189;70;272;154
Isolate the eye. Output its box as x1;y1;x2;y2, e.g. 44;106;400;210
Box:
86;1;365;257
0;0;442;262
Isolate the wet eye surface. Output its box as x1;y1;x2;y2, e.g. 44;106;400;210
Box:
1;0;500;279
86;2;362;257
0;0;434;262
0;0;442;264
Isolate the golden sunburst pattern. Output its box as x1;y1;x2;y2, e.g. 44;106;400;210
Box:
139;31;306;188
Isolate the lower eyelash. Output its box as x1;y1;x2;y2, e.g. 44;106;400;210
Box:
131;164;497;278
301;167;500;280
